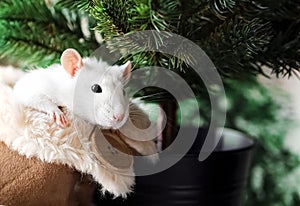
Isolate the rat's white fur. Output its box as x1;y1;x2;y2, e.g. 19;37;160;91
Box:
13;56;130;129
0;83;135;197
0;66;25;87
0;67;159;198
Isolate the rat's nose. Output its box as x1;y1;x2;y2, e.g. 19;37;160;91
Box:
113;113;125;122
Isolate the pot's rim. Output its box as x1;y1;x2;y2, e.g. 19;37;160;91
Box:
212;127;256;153
162;127;256;156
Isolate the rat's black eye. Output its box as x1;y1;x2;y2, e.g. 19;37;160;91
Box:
91;84;102;93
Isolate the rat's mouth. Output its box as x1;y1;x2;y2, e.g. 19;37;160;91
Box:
111;110;129;130
95;119;125;130
95;108;129;130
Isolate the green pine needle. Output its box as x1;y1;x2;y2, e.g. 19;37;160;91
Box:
0;0;98;67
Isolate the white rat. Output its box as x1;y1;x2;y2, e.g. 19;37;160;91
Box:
13;48;131;129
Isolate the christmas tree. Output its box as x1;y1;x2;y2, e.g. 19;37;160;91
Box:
0;0;300;204
1;0;299;74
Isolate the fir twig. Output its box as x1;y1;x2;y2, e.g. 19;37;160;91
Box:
0;0;98;67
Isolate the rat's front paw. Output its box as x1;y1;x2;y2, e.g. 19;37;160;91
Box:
49;110;68;128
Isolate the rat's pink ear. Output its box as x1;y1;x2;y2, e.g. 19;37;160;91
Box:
121;61;132;83
60;48;83;76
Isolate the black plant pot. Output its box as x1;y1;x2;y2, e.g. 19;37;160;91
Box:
95;127;255;206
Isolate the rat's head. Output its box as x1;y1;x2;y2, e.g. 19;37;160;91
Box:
61;48;131;129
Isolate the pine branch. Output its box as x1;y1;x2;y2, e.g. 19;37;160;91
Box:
183;0;300;77
89;0;123;38
0;0;98;67
178;0;236;40
236;0;300;76
0;0;53;22
239;0;300;21
57;0;300;78
0;37;60;67
56;0;91;11
257;22;300;77
200;17;273;77
149;0;181;32
76;0;181;38
86;0;148;39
